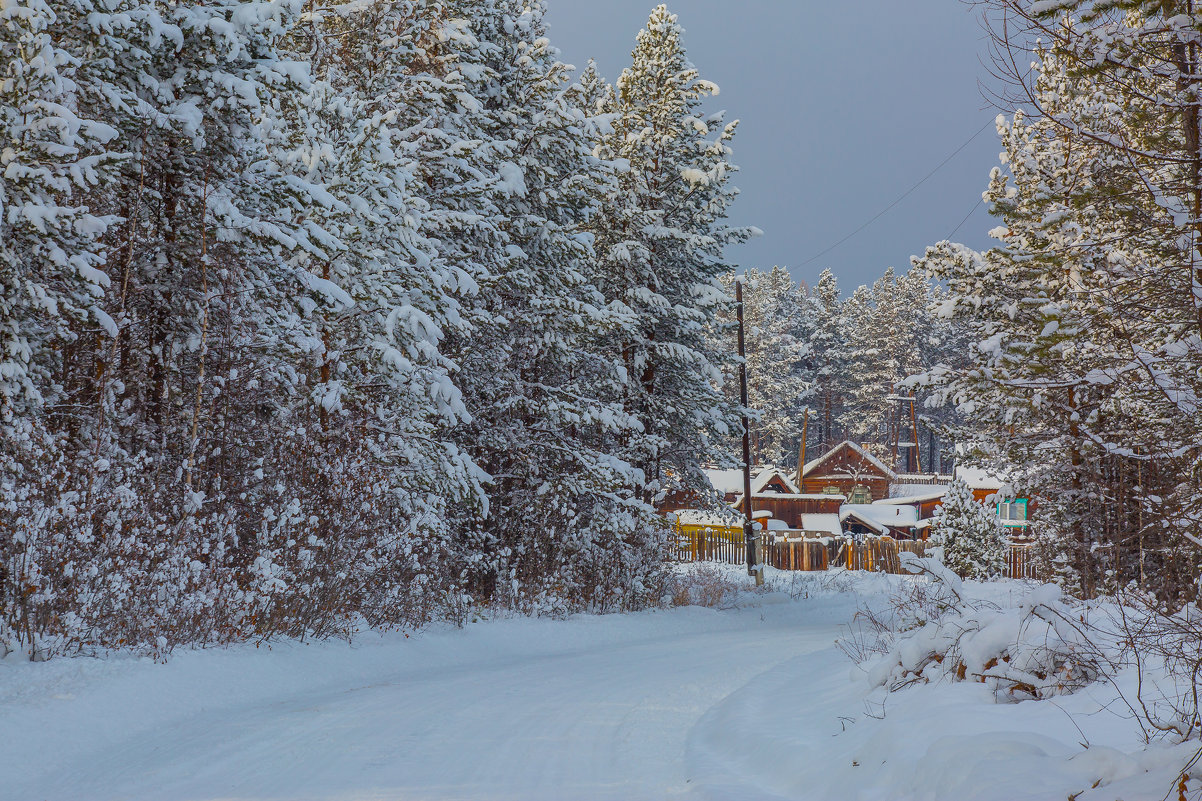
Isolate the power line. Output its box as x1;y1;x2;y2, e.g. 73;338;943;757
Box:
796;117;995;269
945;194;985;242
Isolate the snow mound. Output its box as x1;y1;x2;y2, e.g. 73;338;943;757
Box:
854;556;1106;701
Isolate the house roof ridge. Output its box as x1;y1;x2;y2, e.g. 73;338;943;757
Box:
801;440;898;480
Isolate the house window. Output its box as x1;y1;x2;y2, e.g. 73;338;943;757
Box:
997;499;1028;522
848;485;872;504
822;486;841;495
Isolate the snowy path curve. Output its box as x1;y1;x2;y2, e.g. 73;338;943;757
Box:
1;593;854;801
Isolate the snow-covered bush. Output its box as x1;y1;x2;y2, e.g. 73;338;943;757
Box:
1108;594;1202;744
846;555;1110;701
928;478;1008;580
668;565;749;609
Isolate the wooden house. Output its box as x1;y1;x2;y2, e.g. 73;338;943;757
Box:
955;465;1033;539
704;467;799;503
732;492;844;529
956;466;1005;503
798;441;896;503
868;490;946;540
718;465;844;530
658;466;799;515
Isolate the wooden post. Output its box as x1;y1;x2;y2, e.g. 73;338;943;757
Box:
796;409;809;488
736;279;760;585
909;392;921;474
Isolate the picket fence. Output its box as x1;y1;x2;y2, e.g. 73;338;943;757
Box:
673;523;1038;579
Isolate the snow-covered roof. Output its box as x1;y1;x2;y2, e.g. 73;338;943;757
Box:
954;466;1005;491
879;487;947;504
841;503;918;530
838;507;886;534
800;513;843;538
745;492;845;501
705;467;799;496
752;468;800;494
886;483;949;499
895;473;953;482
673;509;738;528
801;441;897;480
704;468;744;495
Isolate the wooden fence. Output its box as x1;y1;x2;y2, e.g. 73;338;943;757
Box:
761;536;832;572
760;535;926;574
1008;543;1038;579
673;523;747;565
674;524;1039;580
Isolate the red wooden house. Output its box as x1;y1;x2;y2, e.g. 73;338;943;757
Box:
732;492;844;529
798;441;896;503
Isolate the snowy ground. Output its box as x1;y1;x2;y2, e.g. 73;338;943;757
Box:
2;568;1195;801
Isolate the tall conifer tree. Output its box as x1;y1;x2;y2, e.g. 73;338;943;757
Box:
595;4;754;504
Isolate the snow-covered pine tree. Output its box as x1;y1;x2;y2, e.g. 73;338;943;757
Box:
929;478;1008;580
846;268;922;452
839;283;887;441
0;0;125;658
219;0;493;635
0;0;118;428
904;269;965;473
594;4;755;506
915;20;1202;601
808;268;849;449
439;1;664;612
1;0;392;655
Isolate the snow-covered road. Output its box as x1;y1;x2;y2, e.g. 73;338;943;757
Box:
1;587;856;801
4;573;1188;801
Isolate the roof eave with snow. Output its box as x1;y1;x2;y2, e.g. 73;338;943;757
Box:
876;489;947;504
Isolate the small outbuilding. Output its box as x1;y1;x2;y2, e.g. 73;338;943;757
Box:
841;503;919;539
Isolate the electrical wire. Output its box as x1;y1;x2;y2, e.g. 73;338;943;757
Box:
796;117;995;268
945;194;985;242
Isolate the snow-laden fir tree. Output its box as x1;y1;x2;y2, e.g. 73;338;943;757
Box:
594;4;755;506
916;14;1202;602
440;1;665;612
232;0;492;633
808;269;849;449
0;0;118;428
929;478;1008;580
839;284;885;440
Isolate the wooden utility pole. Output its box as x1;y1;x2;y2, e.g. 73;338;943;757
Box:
736;280;758;582
796;408;809;488
909;392;921;474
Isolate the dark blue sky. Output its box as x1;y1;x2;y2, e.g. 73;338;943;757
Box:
544;1;1001;291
